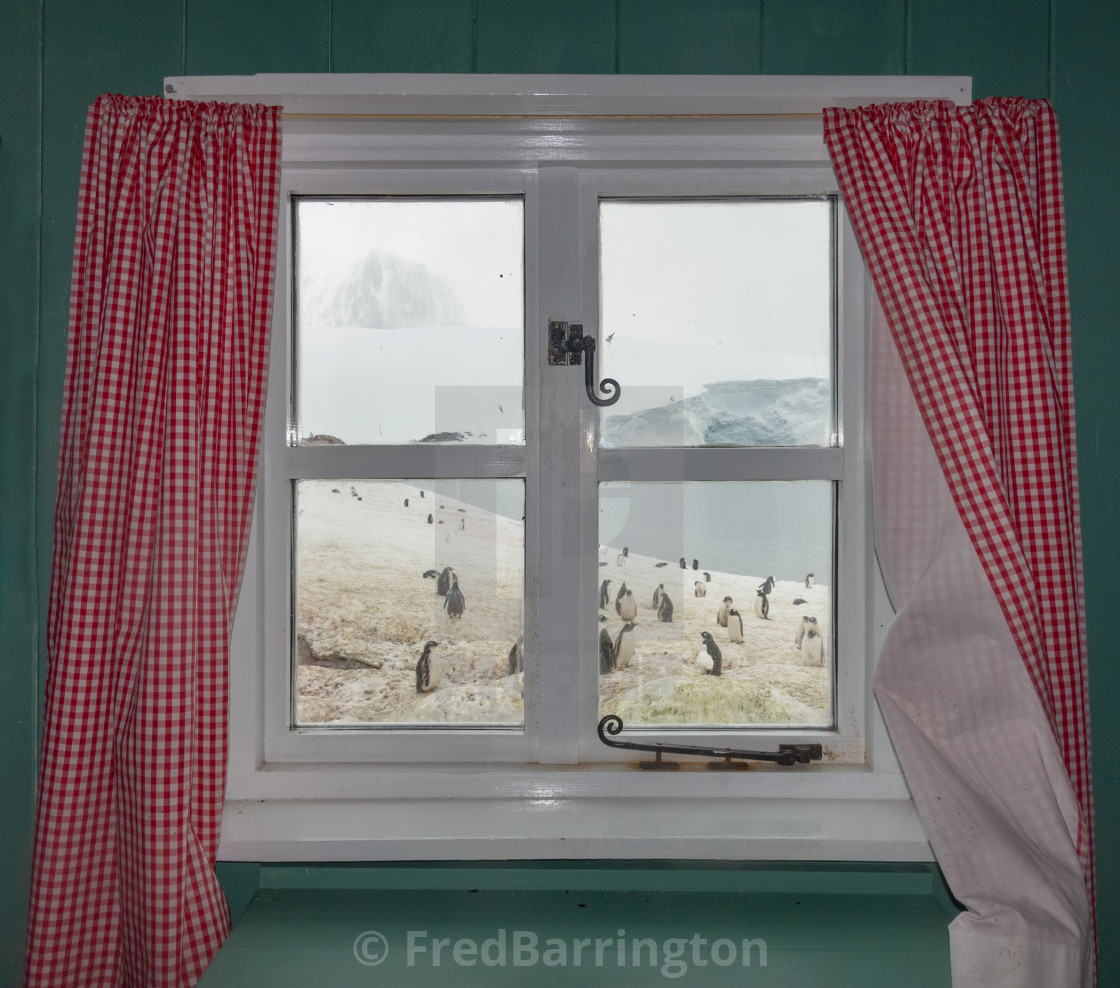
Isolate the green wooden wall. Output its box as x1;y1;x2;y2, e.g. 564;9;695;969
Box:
2;1;1118;983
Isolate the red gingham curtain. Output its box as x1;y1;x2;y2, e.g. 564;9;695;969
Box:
26;95;281;987
825;100;1093;982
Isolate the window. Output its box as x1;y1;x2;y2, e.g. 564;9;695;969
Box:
170;74;970;861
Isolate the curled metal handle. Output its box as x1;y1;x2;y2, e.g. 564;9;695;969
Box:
569;335;620;407
548;321;621;407
597;715;822;768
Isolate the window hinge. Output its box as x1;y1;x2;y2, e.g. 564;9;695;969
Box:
547;320;621;407
597;715;824;770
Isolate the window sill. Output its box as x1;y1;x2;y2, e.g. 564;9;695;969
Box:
218;794;932;863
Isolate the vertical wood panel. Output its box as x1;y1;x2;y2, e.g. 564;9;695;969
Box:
1;0;43;979
761;0;905;75
476;0;616;74
909;0;1049;98
618;0;761;74
333;0;474;73
186;0;330;75
1054;2;1120;984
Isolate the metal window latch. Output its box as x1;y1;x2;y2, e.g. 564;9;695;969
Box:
547;320;621;407
597;715;823;770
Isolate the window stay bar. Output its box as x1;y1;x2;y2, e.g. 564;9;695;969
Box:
597;715;823;770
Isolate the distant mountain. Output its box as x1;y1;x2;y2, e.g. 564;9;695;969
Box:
302;249;465;329
601;378;831;447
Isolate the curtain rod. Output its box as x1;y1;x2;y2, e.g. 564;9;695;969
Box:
281;111;824;121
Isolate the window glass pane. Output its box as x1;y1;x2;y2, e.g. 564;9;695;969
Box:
597;481;832;728
598;199;833;448
295;479;525;727
294;198;525;446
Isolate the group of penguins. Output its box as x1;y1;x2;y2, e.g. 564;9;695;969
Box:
414;565;468;693
598;552;824;676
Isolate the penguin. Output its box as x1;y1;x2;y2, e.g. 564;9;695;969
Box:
795;615;819;647
801;627;825;667
422;569;439;579
444;575;465;618
727;608;744;643
615;581;628;615
805;573;814;588
758;575;775;595
652;583;664;609
350;486;358;497
793;597;808;606
696;631;722;676
331;488;340;494
657;592;674;623
459;517;465;530
427;513;434;524
655;561;669;568
704;572;711;582
599;578;613;609
599;628;617;674
679;557;687;569
508;636;524;675
420;490;425;498
694;580;707;598
436;566;454;597
754;588;770;620
692;559;699;570
616;546;629;566
404;498;409;507
613;621;638;668
716;596;733;627
416;640;442;693
618;589;638;622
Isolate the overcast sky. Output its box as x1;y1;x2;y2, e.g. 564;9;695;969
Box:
294;196;831;444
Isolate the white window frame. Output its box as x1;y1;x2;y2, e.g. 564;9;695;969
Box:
168;73;970;863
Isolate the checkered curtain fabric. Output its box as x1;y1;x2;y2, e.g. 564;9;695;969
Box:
25;95;281;987
824;100;1093;981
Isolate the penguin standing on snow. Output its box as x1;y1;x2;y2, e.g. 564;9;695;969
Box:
679;557;687;569
508;636;524;675
727;608;744;643
618;589;638;622
617;546;629;566
694;581;707;598
692;559;699;571
758;575;775;595
754;588;770;620
805;573;814;588
652;583;664;609
716;596;733;627
801;628;825;666
615;581;629;615
599;628;617;673
657;592;674;623
599;578;613;609
436;566;454;597
696;631;723;676
613;621;638;668
444;575;465;618
416;640;443;692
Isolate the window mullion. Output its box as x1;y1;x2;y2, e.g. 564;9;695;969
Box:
534;166;584;763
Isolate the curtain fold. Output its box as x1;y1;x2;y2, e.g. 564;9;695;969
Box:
26;95;281;988
824;99;1093;985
